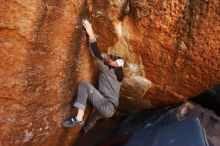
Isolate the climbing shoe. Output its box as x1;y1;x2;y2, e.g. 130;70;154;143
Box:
83;111;103;133
62;117;84;128
83;119;97;134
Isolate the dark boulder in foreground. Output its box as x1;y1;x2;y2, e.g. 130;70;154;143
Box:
76;102;220;146
191;84;220;116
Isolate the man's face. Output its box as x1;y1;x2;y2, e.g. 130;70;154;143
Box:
107;58;118;67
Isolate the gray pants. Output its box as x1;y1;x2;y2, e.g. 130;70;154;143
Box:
73;81;115;118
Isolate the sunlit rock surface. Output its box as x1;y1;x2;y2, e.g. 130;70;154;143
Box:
0;0;219;145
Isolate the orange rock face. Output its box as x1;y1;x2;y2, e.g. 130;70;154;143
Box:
0;0;219;145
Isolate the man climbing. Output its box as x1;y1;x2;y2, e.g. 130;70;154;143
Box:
62;20;124;132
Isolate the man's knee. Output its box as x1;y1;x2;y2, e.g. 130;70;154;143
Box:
79;80;89;87
101;110;114;118
78;81;94;93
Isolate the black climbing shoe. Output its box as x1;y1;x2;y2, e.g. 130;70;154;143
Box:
83;119;97;134
83;111;103;133
62;117;84;128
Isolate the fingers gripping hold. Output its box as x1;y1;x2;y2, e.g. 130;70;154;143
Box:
82;19;91;28
82;19;95;38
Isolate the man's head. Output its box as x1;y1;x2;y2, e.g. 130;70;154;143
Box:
107;54;124;68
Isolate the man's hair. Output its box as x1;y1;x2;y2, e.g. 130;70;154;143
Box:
110;54;121;61
114;67;124;82
109;54;124;82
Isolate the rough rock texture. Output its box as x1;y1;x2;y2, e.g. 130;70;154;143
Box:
0;0;219;145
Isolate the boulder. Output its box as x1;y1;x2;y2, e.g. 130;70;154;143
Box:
0;0;219;145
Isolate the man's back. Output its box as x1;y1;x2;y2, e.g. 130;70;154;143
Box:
98;68;121;107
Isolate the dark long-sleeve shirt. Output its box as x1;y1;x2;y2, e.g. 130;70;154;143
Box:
89;38;121;107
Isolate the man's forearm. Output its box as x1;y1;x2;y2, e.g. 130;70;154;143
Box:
82;20;103;60
89;38;103;60
89;33;96;40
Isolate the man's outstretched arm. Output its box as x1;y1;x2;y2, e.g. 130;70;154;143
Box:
82;20;108;72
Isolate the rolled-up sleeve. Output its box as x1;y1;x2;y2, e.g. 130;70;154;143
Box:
88;38;109;72
89;38;103;60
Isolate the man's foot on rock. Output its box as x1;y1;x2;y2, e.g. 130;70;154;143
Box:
62;117;84;128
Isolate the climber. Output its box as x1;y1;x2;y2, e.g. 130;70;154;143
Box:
62;20;124;133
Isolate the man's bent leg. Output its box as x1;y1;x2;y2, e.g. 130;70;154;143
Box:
63;81;115;128
87;89;115;118
73;80;115;118
72;81;104;121
62;81;92;128
73;81;91;110
80;84;115;133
